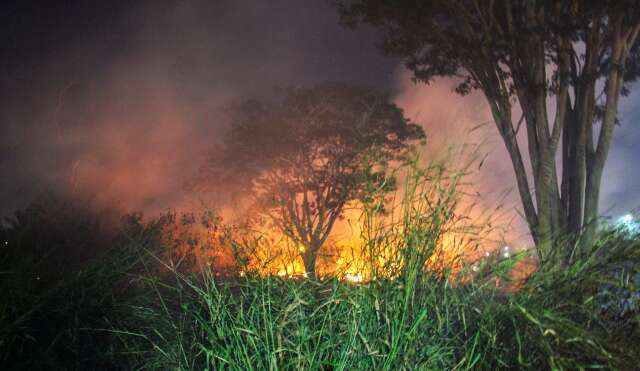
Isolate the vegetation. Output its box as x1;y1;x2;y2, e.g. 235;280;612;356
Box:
196;83;424;279
2;2;639;370
1;162;639;370
0;195;154;369
339;0;640;253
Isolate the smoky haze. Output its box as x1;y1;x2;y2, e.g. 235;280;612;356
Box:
0;0;398;217
1;0;636;242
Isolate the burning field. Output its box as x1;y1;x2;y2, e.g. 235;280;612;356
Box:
2;0;640;369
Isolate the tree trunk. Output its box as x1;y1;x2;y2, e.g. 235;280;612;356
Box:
302;242;319;280
584;76;623;249
568;96;587;236
492;109;540;245
476;16;636;258
583;22;631;249
583;165;601;251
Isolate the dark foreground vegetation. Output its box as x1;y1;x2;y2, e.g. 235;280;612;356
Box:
2;1;639;370
1;189;639;370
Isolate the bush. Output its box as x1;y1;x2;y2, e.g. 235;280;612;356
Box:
0;194;164;370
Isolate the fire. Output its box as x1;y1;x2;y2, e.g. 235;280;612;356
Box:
161;166;530;284
276;259;306;278
344;273;364;283
162;208;530;286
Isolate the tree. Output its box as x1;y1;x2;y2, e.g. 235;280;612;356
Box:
338;0;640;256
200;83;424;278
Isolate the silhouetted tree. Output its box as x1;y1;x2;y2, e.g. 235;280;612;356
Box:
200;83;424;278
339;0;640;256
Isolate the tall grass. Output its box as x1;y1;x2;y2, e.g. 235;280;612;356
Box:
1;161;638;369
113;161;639;370
118;243;640;369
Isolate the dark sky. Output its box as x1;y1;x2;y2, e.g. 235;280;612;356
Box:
1;0;638;232
0;0;398;215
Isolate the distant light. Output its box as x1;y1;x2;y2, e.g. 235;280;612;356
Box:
617;214;638;233
472;264;479;272
485;251;490;257
619;214;634;225
503;252;510;258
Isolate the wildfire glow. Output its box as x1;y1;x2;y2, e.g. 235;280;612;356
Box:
162;161;532;285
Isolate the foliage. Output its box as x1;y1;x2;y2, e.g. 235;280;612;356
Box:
198;83;425;278
0;195;152;369
338;0;640;253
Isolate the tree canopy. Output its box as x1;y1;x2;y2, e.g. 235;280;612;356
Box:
200;83;425;278
339;0;640;256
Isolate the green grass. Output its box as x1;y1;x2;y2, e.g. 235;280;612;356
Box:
1;164;639;370
113;229;638;370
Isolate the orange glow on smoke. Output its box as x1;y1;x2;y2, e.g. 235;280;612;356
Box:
151;69;537;284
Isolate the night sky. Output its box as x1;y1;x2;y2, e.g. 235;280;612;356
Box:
1;0;638;232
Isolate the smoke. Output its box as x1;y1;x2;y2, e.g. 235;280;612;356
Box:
392;69;640;244
601;85;640;217
0;0;395;218
2;0;635;242
392;69;531;246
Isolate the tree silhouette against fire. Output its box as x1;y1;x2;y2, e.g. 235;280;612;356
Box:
201;83;424;279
